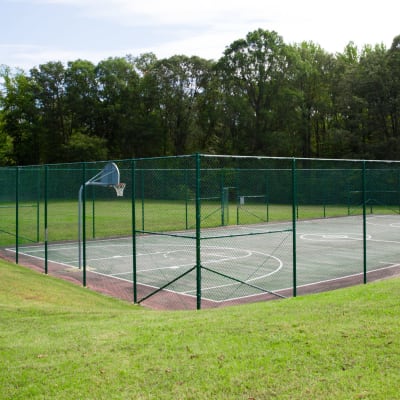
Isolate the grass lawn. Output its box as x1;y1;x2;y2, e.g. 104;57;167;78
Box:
1;198;389;247
1;259;400;399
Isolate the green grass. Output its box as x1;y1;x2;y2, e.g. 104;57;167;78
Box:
1;259;400;399
1;198;399;248
1;198;386;247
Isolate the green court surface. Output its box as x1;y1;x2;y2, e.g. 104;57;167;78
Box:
6;214;400;303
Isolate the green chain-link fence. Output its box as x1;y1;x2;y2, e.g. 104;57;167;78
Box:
1;155;400;309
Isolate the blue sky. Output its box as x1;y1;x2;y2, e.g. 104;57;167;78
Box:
1;0;399;71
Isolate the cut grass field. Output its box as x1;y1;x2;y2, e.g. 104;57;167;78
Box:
1;259;400;399
0;198;384;247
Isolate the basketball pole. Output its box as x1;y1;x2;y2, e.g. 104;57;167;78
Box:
78;162;122;270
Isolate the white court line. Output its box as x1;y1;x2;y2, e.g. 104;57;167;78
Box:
275;263;400;294
379;262;400;267
299;233;367;241
91;246;284;297
299;233;400;245
182;254;283;295
136;250;254;274
13;245;77;254
5;248;77;269
7;243;274;280
366;215;400;228
367;238;400;244
10;240;400;303
14;237;133;253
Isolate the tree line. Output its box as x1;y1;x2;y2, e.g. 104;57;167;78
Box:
0;29;400;166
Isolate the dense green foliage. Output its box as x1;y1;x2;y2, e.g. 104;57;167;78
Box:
2;259;400;399
1;29;400;165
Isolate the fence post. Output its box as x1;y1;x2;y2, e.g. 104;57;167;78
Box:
221;169;225;226
362;161;367;284
91;186;96;239
292;158;297;297
139;169;143;232
132;159;137;304
15;166;19;264
185;168;189;230
36;167;40;242
82;162;87;287
195;154;202;310
44;165;48;274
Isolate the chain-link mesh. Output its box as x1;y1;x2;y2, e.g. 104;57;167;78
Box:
1;156;400;309
0;167;17;249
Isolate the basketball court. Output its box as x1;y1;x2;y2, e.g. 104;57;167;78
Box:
2;155;400;309
6;213;400;306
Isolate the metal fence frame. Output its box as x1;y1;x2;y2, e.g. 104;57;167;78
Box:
1;154;400;310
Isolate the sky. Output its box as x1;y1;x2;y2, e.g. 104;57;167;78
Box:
1;0;400;71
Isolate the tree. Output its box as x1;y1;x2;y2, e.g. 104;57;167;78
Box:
288;42;335;157
345;44;392;158
2;30;400;164
65;59;98;136
0;111;14;166
130;52;158;77
149;55;213;155
60;131;108;162
128;53;165;157
95;57;141;158
0;67;40;164
217;29;290;155
30;62;69;163
386;35;400;139
193;65;226;154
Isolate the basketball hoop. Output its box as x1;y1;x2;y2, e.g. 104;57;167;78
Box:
78;162;125;269
113;182;126;197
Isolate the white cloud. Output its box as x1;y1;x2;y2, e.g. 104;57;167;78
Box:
2;0;399;70
28;0;399;49
28;0;271;26
0;43;116;71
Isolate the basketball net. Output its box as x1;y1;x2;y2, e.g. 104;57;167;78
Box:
113;182;126;197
